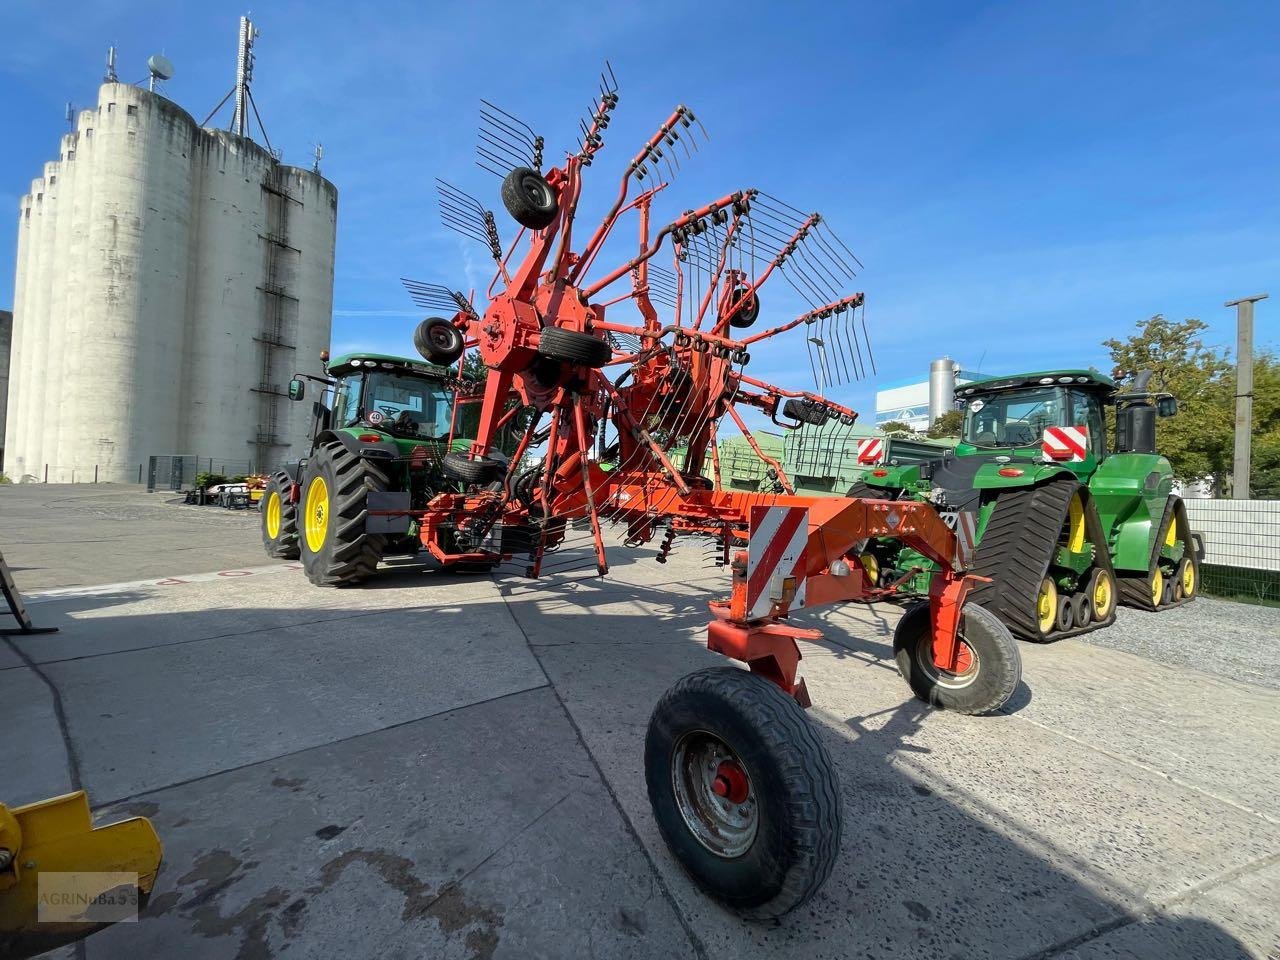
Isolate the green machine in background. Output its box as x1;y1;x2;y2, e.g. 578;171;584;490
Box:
848;369;1203;641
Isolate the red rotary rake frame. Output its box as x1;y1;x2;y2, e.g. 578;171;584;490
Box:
401;67;1020;918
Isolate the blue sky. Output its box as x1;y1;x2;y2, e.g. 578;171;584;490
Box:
2;0;1276;425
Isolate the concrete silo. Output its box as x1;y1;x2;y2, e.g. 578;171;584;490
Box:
5;28;337;484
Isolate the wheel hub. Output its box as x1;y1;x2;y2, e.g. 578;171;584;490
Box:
672;732;758;859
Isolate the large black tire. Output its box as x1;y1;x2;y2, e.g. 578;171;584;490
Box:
441;451;505;485
260;471;300;560
537;327;612;367
501;166;558;230
727;286;760;328
413;317;464;366
782;398;827;425
645;667;841;920
297;441;390;587
892;602;1020;714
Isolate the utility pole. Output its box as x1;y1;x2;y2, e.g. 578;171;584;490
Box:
1225;293;1267;499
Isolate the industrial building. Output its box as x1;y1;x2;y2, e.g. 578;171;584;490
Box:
874;357;986;432
5;27;337;484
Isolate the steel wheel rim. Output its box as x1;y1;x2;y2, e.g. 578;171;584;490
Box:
304;476;329;553
916;632;978;689
1092;572;1113;619
1181;562;1195;597
671;731;758;859
265;491;281;539
1150;568;1164;606
1036;578;1057;634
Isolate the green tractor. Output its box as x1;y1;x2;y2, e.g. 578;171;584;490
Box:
260;351;505;587
851;369;1204;641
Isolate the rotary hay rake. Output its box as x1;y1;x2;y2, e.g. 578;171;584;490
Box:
401;66;1021;918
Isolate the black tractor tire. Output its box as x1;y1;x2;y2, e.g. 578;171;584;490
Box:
501;166;558;230
537;327;612;368
892;602;1021;715
727;286;760;328
442;451;505;485
782;398;828;426
1055;594;1075;632
645;666;841;920
1071;592;1091;629
297;441;390;587
260;471;300;560
414;317;465;366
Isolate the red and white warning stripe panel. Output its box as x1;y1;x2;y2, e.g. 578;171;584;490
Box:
746;506;809;620
856;437;884;465
951;510;977;567
1042;426;1089;462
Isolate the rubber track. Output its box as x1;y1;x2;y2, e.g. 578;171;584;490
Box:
308;441;391;586
650;667;842;919
968;477;1117;642
1117;495;1198;612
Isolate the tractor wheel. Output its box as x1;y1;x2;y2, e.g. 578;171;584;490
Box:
441;451;505;485
727;286;760;328
645;666;841;920
1032;576;1058;641
782;398;828;425
260;472;300;560
1087;568;1116;622
1055;594;1075;633
298;441;390;587
892;602;1020;715
1176;558;1197;601
1071;592;1091;629
413;317;465;366
501;166;558;230
537;327;612;368
1161;575;1175;606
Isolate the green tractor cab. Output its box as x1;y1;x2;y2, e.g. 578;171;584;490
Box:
854;368;1203;641
260;352;502;586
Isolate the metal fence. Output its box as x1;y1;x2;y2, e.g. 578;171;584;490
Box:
1184;498;1280;605
145;456;260;492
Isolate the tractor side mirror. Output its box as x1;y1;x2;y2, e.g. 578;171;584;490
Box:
1157;396;1178;418
288;378;305;401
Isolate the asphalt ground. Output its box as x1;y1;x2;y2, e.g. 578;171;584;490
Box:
2;485;1278;960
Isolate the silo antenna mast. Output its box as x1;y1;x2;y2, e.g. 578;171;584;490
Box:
104;45;118;82
200;16;273;153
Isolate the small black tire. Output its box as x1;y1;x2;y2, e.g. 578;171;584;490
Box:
727;286;760;328
1055;594;1075;632
298;441;389;587
442;451;505;485
1161;575;1175;606
537;327;612;367
414;317;465;366
893;602;1021;714
261;472;300;560
1071;592;1091;628
501;166;558;230
645;666;841;920
782;398;828;425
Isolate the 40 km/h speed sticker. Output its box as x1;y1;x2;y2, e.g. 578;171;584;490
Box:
367;410;386;425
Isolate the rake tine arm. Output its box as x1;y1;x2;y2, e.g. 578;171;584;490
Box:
724;404;794;495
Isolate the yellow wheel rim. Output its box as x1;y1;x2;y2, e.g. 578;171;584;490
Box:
859;553;879;584
304;476;330;553
265;491;281;539
1181;562;1196;597
1066;494;1086;554
1092;571;1114;619
1150;568;1164;606
1164;519;1178;548
1036;577;1058;634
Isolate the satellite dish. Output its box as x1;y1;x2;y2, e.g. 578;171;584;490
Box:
147;54;175;81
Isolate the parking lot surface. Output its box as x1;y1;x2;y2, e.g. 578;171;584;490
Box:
2;486;1277;959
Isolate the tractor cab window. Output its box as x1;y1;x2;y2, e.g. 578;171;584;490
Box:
331;378;359;427
361;372;455;440
964;387;1063;448
1067;389;1107;458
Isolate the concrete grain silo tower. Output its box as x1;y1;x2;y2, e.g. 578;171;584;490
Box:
4;20;337;484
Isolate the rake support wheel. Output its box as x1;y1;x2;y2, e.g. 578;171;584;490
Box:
501;166;559;230
892;601;1020;714
537;327;612;368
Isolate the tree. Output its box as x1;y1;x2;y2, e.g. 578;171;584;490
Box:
1103;315;1280;497
879;420;917;436
927;409;964;438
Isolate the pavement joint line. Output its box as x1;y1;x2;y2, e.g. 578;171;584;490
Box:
495;590;713;960
22;562;305;604
999;706;1280;828
1019;848;1280;960
2;635;83;792
0;602;491;672
91;682;552;810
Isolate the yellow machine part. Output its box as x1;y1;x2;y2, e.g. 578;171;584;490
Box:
0;791;162;958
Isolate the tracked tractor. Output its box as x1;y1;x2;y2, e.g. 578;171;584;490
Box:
259;351;500;587
850;369;1203;641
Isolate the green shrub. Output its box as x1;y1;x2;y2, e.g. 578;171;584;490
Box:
194;472;229;490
